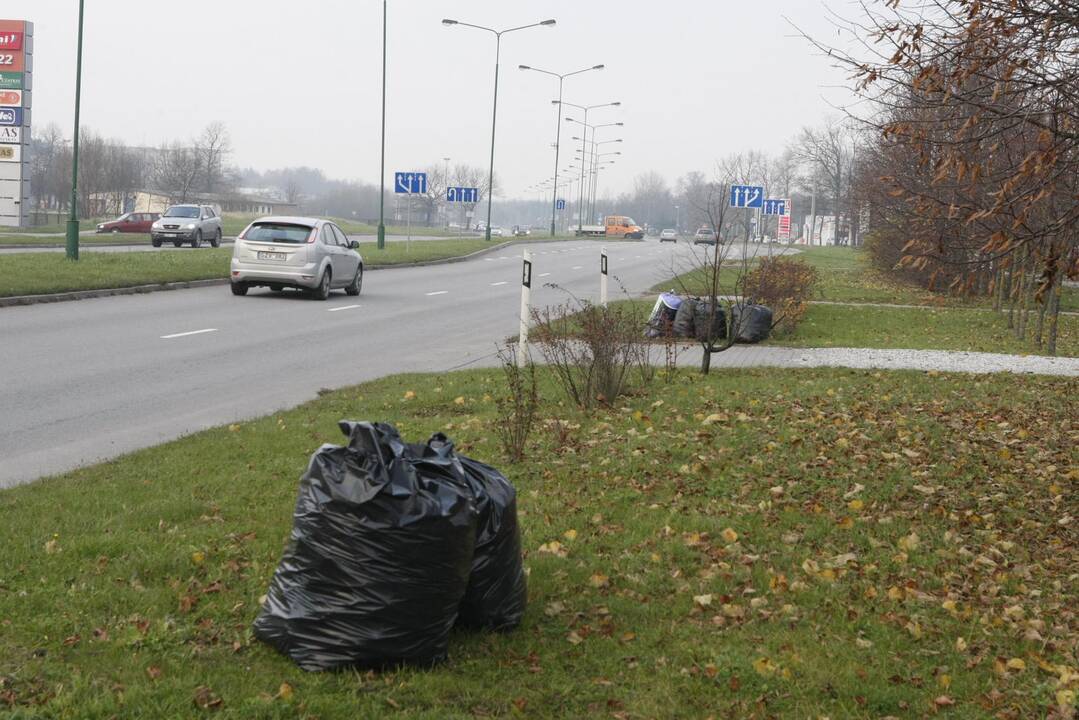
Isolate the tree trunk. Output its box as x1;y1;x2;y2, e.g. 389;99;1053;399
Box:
700;347;711;375
993;262;1004;312
1035;273;1050;348
1016;250;1030;340
1046;274;1062;357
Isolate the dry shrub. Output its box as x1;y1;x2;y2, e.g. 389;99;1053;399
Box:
743;256;819;335
531;298;650;409
492;345;539;463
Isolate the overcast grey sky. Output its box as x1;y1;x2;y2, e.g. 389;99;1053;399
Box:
9;0;854;197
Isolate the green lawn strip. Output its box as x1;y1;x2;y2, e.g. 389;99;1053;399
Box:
1;368;1074;718
608;297;1077;357
776;303;1079;357
0;239;532;298
0;233;155;246
652;246;1079;311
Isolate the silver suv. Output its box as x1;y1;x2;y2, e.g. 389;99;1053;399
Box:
151;205;223;248
229;217;364;300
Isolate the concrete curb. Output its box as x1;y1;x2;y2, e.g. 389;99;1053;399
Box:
0;237;588;308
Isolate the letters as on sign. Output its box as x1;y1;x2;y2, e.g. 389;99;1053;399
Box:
0;126;20;143
0;33;22;51
0;143;20;162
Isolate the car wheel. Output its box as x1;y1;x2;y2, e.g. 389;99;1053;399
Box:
192;230;202;249
230;282;248;296
172;240;182;248
313;270;331;300
345;265;363;296
210;228;221;248
151;238;162;248
111;228;119;234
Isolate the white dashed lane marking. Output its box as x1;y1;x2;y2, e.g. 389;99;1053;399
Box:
490;281;508;286
327;304;362;312
161;328;218;340
426;291;449;296
538;272;551;277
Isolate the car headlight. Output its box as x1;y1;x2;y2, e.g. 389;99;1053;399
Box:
183;223;196;230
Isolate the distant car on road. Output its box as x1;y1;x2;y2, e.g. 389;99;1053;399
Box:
490;226;505;237
693;227;717;245
229;217;364;300
151;205;223;248
96;212;160;234
659;228;678;243
512;225;530;237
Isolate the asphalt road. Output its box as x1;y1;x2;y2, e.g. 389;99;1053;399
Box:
0;239;758;487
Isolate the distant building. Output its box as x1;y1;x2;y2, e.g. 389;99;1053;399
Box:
88;190;297;217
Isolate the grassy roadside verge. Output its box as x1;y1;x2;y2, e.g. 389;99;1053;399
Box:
1;367;1075;718
657;246;1078;312
645;246;1078;356
0;239;532;298
0;233;155;246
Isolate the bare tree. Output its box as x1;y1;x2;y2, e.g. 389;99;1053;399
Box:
153;141;202;203
196;122;231;194
796;119;855;246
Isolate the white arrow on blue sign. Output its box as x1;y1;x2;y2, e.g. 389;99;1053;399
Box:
556;198;566;210
394;171;427;194
762;199;787;216
446;185;481;202
729;184;764;209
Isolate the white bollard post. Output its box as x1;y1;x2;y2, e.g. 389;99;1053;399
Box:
600;246;608;307
517;249;532;367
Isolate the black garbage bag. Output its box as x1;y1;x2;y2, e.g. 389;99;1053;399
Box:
413;435;527;631
252;421;478;671
732;304;773;343
456;455;527;630
672;297;697;338
693;300;727;343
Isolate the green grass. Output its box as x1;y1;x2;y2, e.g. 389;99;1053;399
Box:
656;246;1078;311
0;233;154;246
218;215;471;238
1;367;1075;718
0;239;531;298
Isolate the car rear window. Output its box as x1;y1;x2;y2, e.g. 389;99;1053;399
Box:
244;223;313;244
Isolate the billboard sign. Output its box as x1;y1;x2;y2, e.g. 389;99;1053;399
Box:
0;143;20;162
0;89;21;106
0;106;22;125
0;72;22;90
0;32;22;51
0;126;19;144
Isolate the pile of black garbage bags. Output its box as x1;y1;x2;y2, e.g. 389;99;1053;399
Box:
253;421;527;671
646;292;773;344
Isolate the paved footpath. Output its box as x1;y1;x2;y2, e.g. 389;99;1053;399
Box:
659;345;1079;377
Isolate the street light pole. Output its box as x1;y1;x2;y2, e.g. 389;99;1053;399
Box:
377;0;387;250
65;0;86;261
443;18;556;242
519;64;604;237
562;102;619;231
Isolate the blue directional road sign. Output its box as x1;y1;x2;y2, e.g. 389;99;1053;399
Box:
394;171;427;194
556;198;566;210
762;198;787;216
446;186;479;203
729;184;764;209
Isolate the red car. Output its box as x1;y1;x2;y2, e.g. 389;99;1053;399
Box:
96;212;160;234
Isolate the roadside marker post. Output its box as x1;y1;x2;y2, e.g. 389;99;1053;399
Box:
518;249;532;367
395;172;427;253
600;246;608;306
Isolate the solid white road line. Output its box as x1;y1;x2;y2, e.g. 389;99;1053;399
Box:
572;265;582;270
426;291;449;296
538;272;551;277
327;304;362;312
160;328;218;340
490;281;508;286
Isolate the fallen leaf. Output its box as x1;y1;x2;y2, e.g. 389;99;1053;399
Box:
721;527;739;543
933;695;955;707
191;551;206;565
146;666;162;680
193;686;223;711
276;682;294;701
693;594;714;609
589;573;610;588
562;529;578;541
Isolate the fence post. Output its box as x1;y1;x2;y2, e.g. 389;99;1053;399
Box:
600;246;608;307
517;249;532;367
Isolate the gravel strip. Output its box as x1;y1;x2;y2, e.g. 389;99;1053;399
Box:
668;345;1079;377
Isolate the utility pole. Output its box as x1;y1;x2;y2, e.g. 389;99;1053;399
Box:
377;0;387;250
65;0;87;261
809;178;817;246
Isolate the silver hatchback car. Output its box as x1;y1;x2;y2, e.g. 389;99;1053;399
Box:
229;217;364;300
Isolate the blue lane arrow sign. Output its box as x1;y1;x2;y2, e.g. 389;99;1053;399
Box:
446;186;479;202
394;171;428;194
556;198;566;210
763;199;787;216
729;184;764;209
